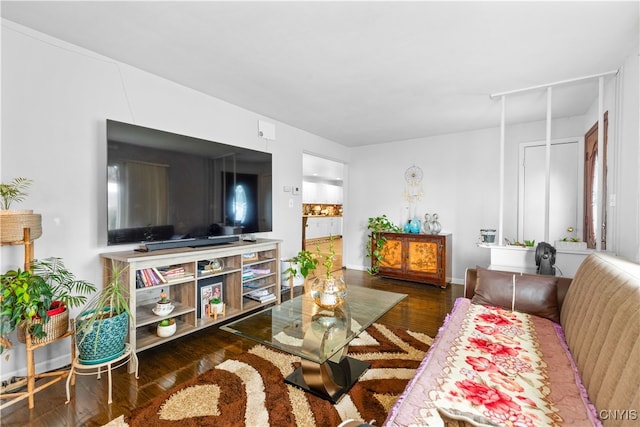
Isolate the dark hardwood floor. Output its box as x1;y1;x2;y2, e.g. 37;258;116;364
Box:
0;270;464;426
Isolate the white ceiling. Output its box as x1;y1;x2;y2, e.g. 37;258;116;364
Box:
2;1;638;147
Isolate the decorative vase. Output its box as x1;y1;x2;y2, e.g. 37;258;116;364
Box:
424;213;432;231
424;213;442;234
403;221;412;233
429;214;442;234
310;275;347;309
409;218;421;234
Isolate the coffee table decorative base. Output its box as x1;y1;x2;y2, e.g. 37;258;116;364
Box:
221;287;406;403
285;356;371;403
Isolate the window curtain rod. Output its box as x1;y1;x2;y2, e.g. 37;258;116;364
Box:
489;69;618;99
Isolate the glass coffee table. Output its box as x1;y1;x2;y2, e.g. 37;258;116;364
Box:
222;286;406;403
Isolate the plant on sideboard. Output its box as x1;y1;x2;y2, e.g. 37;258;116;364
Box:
366;214;401;274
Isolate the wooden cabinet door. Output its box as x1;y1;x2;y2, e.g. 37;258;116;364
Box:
406;235;444;284
406;237;439;274
378;235;403;272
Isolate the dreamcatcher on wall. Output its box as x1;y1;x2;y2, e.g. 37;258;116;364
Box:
402;165;424;233
402;165;424;204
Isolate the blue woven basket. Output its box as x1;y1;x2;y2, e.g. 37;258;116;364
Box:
77;309;129;363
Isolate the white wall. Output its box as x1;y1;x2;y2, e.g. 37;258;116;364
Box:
579;43;639;261
0;20;348;379
344;116;587;282
608;45;639;261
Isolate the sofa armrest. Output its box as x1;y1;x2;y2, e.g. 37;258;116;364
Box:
464;267;573;311
464;267;478;300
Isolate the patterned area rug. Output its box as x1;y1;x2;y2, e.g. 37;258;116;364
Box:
118;323;432;426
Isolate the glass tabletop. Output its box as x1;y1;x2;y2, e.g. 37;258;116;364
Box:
221;286;406;364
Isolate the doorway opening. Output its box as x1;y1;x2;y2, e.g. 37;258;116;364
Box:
584;112;608;249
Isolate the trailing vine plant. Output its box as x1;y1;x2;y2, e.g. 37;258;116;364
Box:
366;214;401;274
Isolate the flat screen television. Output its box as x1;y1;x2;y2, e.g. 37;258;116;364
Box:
106;120;272;249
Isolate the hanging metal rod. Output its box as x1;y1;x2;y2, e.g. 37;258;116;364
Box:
490;69;618;98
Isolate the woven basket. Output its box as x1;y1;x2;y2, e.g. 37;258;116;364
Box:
0;211;42;243
17;308;69;345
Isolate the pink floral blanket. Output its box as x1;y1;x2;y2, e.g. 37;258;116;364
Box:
432;303;561;426
385;299;599;426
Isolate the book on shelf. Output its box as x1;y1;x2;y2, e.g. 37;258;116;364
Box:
245;268;271;275
157;266;193;281
136;267;169;288
247;289;270;297
245;292;276;303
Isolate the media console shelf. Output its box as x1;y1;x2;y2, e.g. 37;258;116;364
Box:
101;239;281;368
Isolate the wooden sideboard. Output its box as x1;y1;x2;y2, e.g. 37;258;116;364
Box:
372;232;452;288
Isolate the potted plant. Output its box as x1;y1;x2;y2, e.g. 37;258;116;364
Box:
209;297;224;315
75;261;132;363
24;257;97;344
156;317;176;338
152;289;174;316
0;177;32;210
0;177;42;243
283;249;319;285
308;236;347;309
31;257;96;309
0;269;52;353
366;214;401;274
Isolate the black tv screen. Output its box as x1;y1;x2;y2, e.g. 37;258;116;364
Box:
106;120;272;246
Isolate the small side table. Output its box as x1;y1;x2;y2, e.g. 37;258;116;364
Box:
65;343;138;404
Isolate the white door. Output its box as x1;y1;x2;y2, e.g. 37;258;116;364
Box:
519;139;583;244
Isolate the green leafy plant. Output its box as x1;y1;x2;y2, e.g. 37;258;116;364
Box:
284;236;340;285
317;236;337;279
210;297;222;305
159;318;175;327
561;237;582;242
0;269;52;353
31;257;96;309
524;239;536;247
0;177;33;210
75;262;132;353
366;214;401;274
284;250;319;283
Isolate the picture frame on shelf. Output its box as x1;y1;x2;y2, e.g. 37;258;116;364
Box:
198;281;222;319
